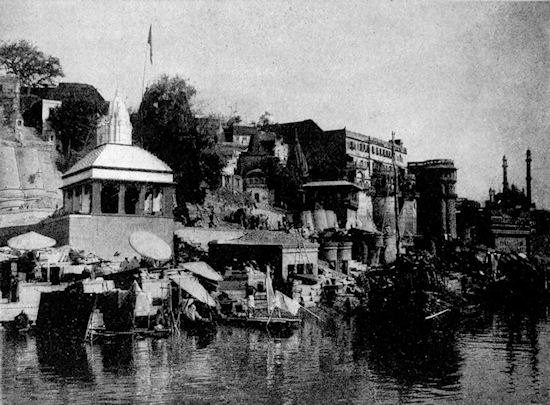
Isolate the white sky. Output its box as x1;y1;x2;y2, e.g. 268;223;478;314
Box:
2;0;550;208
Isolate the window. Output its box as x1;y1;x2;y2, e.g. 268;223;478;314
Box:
297;264;305;274
287;264;296;275
306;263;314;274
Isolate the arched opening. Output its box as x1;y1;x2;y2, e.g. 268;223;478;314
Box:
101;182;119;213
125;184;140;215
152;187;163;215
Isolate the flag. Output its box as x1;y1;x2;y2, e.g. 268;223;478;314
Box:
274;291;301;316
265;272;276;312
147;25;153;64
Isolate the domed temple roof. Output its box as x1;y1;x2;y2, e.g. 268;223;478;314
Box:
62;95;173;188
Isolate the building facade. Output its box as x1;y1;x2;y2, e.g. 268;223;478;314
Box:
408;159;457;241
55;95;176;261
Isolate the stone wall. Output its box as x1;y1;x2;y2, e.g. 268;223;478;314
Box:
0;214;174;262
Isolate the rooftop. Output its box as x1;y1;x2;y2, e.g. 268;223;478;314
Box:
302;180;362;189
62;143;173;186
212;230;318;249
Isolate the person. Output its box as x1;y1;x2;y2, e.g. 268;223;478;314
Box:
9;274;18;303
208;206;216;228
154;309;165;331
183;298;203;322
245;283;256;318
120;258;130;271
14;311;29;330
129;256;140;270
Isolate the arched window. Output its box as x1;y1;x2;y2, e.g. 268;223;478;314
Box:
125;184;140;215
101;182;119;214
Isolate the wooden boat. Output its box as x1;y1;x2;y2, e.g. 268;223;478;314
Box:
88;327;171;342
220;315;302;332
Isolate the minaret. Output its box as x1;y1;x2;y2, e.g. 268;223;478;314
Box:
502;155;509;192
526;149;532;207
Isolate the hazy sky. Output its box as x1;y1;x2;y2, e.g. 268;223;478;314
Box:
2;1;549;207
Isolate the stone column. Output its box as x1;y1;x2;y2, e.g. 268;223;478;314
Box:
118;183;126;214
137;184;146;215
63;188;72;213
91;181;102;214
440;198;447;238
163;186;175;217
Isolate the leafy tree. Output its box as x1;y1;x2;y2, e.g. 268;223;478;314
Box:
134;74;226;222
48;91;108;171
0;40;64;92
255;110;274;130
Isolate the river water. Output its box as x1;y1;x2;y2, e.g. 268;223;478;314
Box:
1;307;550;404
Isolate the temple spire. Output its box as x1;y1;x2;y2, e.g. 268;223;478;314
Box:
97;94;133;146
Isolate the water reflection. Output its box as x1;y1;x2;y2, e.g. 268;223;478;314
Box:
3;309;550;404
353;314;462;403
36;336;94;383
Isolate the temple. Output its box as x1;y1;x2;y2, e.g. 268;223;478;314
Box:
48;95;176;260
61;96;175;218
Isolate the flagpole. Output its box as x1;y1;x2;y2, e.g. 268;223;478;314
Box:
141;38;148;99
141;24;152;99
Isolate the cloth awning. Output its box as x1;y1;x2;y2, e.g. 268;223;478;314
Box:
169;274;216;307
7;231;56;251
129;231;172;261
180;261;223;282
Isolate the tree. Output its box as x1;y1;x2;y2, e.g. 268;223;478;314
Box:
256;110;274;130
48;89;108;171
0;40;64;92
134;75;226;221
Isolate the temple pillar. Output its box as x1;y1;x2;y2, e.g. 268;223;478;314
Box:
163;185;175;217
137;184;146;215
118;183;126;214
91;181;102;214
63;189;72;213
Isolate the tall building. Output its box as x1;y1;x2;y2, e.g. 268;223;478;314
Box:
408;159;457;241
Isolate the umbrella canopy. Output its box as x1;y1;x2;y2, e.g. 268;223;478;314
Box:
169;274;216;307
180;261;223;282
7;231;56;251
129;231;172;261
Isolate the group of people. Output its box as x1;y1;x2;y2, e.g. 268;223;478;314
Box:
119;256;141;271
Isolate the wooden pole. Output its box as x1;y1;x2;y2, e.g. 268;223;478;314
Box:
391;131;401;260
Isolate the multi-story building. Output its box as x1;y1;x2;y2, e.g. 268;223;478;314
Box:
323;128;407;191
408;159;457;241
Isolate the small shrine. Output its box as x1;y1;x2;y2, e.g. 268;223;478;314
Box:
61;95;175;217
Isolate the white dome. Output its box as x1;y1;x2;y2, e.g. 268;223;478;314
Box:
97;95;133;146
